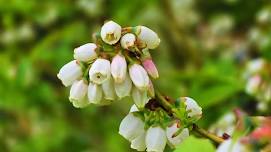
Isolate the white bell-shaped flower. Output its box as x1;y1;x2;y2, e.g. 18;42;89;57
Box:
166;123;189;147
102;76;116;100
217;139;245;152
131;132;146;151
121;33;136;49
136;26;160;49
132;87;150;108
111;54;127;83
89;58;111;84
101;21;122;45
119;113;145;141
72;96;90;108
115;73;132;99
183;97;202;119
57;60;82;87
146;126;167;152
74;43;97;62
245;75;261;95
69;80;88;102
87;82;103;104
129;63;150;91
129;104;139;113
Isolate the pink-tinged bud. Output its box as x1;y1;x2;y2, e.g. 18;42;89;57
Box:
129;63;150;91
57;60;83;87
246;75;261;95
111;54;127;83
142;59;159;79
250;126;271;140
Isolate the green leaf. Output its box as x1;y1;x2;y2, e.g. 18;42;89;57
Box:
174;136;216;152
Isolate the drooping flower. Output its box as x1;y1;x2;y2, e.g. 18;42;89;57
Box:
87;82;103;104
57;60;82;87
102;76;116;100
89;58;111;84
114;73;132;99
119;113;145;141
145;126;167;152
216;139;246;152
111;54;127;83
132;87;150;108
121;33;136;49
131;132;146;151
166;123;189;147
136;26;160;49
182;97;202;120
142;58;159;79
101;21;122;45
129;63;150;91
69;80;88;102
74;43;98;62
72;96;90;108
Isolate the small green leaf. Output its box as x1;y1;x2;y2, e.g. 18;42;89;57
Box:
174;136;216;152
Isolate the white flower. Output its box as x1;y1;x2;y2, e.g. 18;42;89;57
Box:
72;96;90;108
131;132;146;151
245;75;261;95
119;113;145;141
102;76;116;100
115;73;132;99
87;82;103;104
247;58;264;74
217;139;245;152
146;126;167;152
69;80;88;102
111;54;127;83
89;58;111;84
74;43;97;62
129;64;150;91
136;26;160;49
183;97;202;119
57;60;82;87
132;87;150;108
121;33;136;49
166;123;189;147
129;104;139;113
101;21;121;45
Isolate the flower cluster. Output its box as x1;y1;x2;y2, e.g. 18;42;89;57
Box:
57;20;160;108
119;97;202;151
244;58;271;111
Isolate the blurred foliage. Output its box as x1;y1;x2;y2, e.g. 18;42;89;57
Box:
0;0;271;151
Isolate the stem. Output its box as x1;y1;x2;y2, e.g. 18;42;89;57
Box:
155;90;173;113
193;124;225;144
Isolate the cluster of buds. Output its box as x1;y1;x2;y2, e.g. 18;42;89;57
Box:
119;97;202;151
57;21;203;151
57;20;160;108
244;58;271;111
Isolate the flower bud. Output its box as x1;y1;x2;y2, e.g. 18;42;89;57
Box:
119;113;145;141
101;21;121;45
131;132;146;151
111;54;127;83
57;60;82;87
102;76;116;100
87;82;103;104
69;80;88;102
166;123;189;147
132;87;150;108
136;26;160;49
89;58;111;84
246;75;261;95
74;43;98;62
182;97;202;120
146;126;167;152
115;73;132;99
120;33;136;49
142;58;159;79
129;64;150;91
129;104;139;113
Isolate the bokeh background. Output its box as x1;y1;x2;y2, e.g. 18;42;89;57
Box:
0;0;271;151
